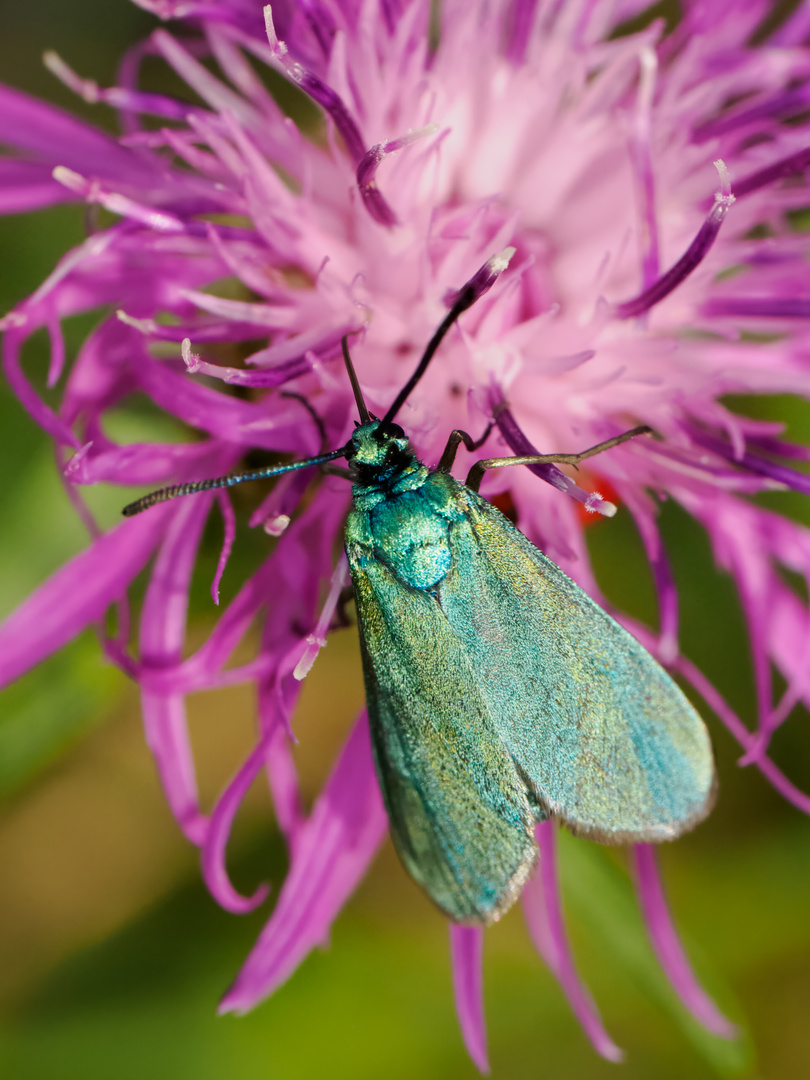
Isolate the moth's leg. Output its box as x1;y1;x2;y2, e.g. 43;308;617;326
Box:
333;584;356;629
322;465;354;480
465;425;653;492
281;390;349;481
280;390;328;453
436;420;496;473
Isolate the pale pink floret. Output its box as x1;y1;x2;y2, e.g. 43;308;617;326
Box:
1;0;810;1067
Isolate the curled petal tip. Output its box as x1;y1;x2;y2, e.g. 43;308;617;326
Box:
181;337;203;373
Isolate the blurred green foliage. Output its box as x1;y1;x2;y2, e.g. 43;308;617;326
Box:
2;3;810;1079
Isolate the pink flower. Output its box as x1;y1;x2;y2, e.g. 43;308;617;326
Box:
2;0;810;1067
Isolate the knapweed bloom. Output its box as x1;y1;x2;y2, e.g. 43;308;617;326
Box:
2;0;810;1067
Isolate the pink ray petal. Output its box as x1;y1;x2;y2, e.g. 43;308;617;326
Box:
0;505;171;688
202;733;273;913
0;83;162;183
139;494;215;844
522;821;623;1062
219;711;387;1012
676;656;810;816
633;844;737;1038
258;691;305;851
211;490;237;605
450;924;489;1074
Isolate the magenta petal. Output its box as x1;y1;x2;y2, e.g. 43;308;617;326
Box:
263;8;366;164
450;924;489;1074
218;711;388;1012
0;83;161;184
676;656;810;816
2;324;81;448
522;821;623;1063
141;691;208;845
260;704;305;850
615;162;735;319
625;494;680;662
356;128;437;227
202;735;273;913
633;845;737;1038
139;495;216;844
0;159;74;212
211;492;237;605
0;506;171;688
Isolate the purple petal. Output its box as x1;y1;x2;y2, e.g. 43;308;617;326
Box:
504;0;540;63
202;734;273;913
356;125;439;227
52;167;187;233
143;492;348;696
522;821;623;1062
134;349;306;452
444;248;517;311
628;46;660;289
633;845;737;1038
771;2;810;45
219;711;388;1012
676;656;810;816
258;692;305;849
702;298;810;320
118;311;272;343
2;323;81;448
263;8;366;165
43;49;200;122
694;86;810;143
151;28;261;128
450;924;489;1074
292;558;350;680
140;691;208;844
65;440;217;487
0;506;171;688
625;493;679;662
0;83;161;184
0;159;74;213
139;495;217;844
615;161;734;319
734;146;810;199
686;425;810;501
211;491;237;605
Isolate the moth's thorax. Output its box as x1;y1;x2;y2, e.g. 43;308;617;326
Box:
346;451;466;590
348;420;429;510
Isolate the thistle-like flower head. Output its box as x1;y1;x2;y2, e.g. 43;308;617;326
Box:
2;0;810;1068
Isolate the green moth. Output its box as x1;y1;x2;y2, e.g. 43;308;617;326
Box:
124;255;716;925
343;416;714;923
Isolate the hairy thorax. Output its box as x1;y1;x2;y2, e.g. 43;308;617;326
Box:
347;471;466;590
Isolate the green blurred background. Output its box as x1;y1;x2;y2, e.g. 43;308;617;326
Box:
1;2;809;1077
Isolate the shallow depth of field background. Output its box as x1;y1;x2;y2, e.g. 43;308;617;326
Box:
1;2;809;1078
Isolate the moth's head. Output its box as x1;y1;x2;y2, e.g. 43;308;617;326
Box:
347;420;415;485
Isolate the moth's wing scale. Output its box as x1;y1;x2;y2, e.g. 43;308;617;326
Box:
346;541;540;924
433;474;716;843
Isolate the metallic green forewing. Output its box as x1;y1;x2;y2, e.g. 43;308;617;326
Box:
438;477;716;843
344;429;715;925
349;548;541;924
